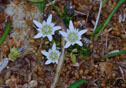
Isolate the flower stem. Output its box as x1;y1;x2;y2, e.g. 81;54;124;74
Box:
51;18;65;88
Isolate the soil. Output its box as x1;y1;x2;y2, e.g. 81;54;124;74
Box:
0;0;126;88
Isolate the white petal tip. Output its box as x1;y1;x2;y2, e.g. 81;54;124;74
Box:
64;42;71;48
41;51;49;56
52;43;56;50
47;35;53;41
34;33;42;39
59;31;67;37
76;41;83;46
45;60;51;65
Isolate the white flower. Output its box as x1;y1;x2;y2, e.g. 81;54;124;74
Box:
59;20;87;48
33;14;61;41
41;43;61;65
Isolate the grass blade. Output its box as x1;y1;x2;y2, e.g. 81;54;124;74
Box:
94;0;125;41
90;24;103;40
38;2;46;12
104;50;126;58
0;22;11;45
68;79;86;88
28;0;44;2
48;0;62;18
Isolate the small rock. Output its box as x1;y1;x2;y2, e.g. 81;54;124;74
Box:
4;71;11;80
5;79;11;85
79;69;83;75
29;80;38;88
24;83;29;88
84;69;89;75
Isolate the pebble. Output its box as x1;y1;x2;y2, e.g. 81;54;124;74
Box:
4;71;11;80
5;79;11;85
79;69;83;75
84;69;89;75
29;80;38;88
121;34;126;38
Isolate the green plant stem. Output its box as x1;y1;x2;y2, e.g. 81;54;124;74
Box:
0;22;11;45
94;0;126;41
104;50;126;58
90;24;103;40
48;0;62;18
38;1;46;12
68;79;86;88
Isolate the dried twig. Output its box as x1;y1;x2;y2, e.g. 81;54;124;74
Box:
93;0;102;31
85;10;90;28
50;17;65;88
0;85;9;87
118;66;126;82
74;10;87;16
105;35;108;48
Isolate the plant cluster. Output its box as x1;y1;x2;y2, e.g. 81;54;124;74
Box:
33;13;88;64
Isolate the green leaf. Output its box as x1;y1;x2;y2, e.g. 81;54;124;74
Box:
104;50;126;58
70;53;76;64
90;24;103;40
28;0;44;2
94;0;126;41
38;2;46;12
68;79;86;88
80;47;91;59
0;22;11;45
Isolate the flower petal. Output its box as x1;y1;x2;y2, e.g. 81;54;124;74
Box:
47;35;52;41
52;43;56;51
47;14;52;24
50;23;55;28
42;20;46;26
55;60;58;64
78;29;87;35
53;26;61;31
34;33;42;38
58;52;61;57
33;20;42;28
76;41;83;46
64;42;71;48
41;51;49;56
36;28;42;32
45;60;52;65
69;20;74;31
59;31;67;37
